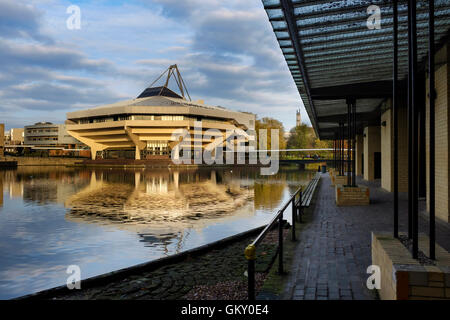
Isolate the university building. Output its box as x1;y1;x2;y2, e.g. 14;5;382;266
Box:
65;66;255;161
5;128;24;145
24;122;82;149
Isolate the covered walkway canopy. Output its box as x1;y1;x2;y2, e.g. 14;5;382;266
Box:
263;0;450;269
263;0;450;139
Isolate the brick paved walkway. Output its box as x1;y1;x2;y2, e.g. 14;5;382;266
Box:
282;173;450;300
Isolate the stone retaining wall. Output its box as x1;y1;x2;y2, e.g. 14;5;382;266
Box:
372;232;450;300
5;156;81;166
331;174;347;186
335;185;370;206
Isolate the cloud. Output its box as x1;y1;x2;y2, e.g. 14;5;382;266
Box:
1;81;122;107
0;0;128;128
0;0;52;43
0;39;113;72
151;0;220;20
150;0;306;128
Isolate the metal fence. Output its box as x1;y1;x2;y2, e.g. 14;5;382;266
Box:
244;186;303;300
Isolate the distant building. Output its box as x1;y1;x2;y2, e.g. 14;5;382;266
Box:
24;122;82;148
296;110;301;127
5;128;24;145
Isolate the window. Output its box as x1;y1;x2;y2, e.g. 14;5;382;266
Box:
133;115;154;120
162;115;184;121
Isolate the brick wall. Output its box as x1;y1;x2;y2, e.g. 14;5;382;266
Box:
336;185;370;206
372;232;450;300
426;44;449;223
381;102;409;192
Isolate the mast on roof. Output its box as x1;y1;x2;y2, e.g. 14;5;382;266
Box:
147;64;191;101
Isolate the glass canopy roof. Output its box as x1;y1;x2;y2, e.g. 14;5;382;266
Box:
262;0;450;139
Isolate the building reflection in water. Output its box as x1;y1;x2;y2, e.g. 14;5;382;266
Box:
1;168;27;207
0;166;308;250
0;173;3;207
6;167;86;205
64;169;258;249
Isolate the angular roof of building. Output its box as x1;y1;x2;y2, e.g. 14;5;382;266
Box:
136;86;184;99
262;0;450;139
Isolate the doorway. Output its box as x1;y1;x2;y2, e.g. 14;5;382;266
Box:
374;152;381;179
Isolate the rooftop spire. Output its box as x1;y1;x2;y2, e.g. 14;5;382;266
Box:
137;64;191;101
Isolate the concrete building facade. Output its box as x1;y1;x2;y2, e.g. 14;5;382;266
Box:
65;86;255;160
24;122;81;148
5;128;24;145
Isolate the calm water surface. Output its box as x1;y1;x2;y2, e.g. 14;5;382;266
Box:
0;165;313;299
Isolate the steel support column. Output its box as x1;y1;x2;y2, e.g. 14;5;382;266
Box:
342;123;345;176
335;137;337;170
352;100;357;187
429;0;436;260
393;0;399;238
409;0;419;259
340;122;343;176
347;99;352;186
339;123;342;176
333;136;336;167
336;131;339;173
341;123;344;176
338;124;341;174
407;0;413;240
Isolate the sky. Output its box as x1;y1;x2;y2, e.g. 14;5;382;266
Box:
0;0;309;131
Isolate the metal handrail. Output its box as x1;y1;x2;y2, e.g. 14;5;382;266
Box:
244;185;303;300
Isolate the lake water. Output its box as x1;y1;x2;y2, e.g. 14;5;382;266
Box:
0;165;314;299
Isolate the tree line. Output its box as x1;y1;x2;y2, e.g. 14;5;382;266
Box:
255;117;333;159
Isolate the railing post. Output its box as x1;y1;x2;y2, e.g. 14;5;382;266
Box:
278;214;284;274
291;198;296;241
244;245;256;300
298;191;303;223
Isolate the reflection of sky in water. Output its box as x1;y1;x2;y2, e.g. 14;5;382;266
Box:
0;166;313;299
